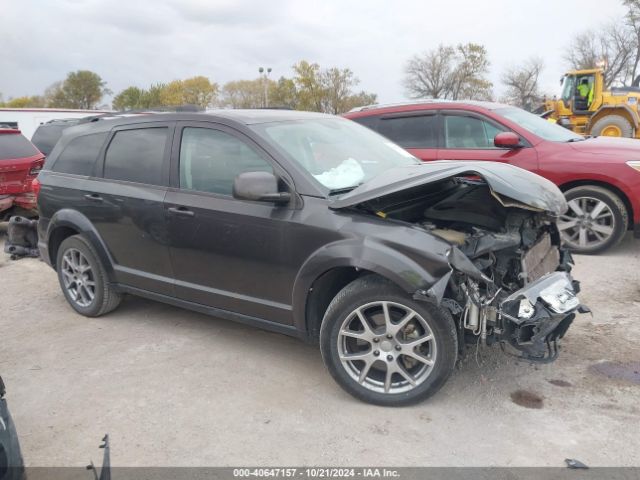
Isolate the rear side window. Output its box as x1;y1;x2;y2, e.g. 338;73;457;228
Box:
0;133;39;160
104;128;168;185
378;115;438;148
51;133;107;175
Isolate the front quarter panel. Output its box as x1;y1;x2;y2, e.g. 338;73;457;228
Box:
291;213;453;332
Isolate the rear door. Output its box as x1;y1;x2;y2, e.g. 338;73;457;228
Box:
90;122;175;295
437;111;538;171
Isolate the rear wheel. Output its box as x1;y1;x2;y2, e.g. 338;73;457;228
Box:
56;235;122;316
320;276;457;406
590;115;634;138
558;186;628;254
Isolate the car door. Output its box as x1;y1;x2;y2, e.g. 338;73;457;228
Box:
437;111;538;171
357;112;440;161
91;122;175;296
164;122;298;325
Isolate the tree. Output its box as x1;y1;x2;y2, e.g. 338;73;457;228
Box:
404;43;493;100
269;77;298;109
501;57;544;111
48;70;110;109
2;96;46;108
220;79;265;108
182;76;218;108
292;60;376;114
112;86;145;110
564;23;635;87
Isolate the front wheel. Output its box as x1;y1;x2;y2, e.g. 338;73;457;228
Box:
558;186;628;254
320;276;457;406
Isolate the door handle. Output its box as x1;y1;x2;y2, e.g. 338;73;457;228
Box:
167;206;195;218
84;193;103;202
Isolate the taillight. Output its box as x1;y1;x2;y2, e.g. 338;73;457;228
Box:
29;160;43;176
32;177;41;197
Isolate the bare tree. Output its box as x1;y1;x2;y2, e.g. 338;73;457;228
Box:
404;45;456;99
501;57;544;110
564;23;635;87
404;43;493;100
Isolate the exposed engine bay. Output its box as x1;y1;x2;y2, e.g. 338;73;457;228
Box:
357;175;586;362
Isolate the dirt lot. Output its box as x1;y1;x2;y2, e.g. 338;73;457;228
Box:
0;229;638;467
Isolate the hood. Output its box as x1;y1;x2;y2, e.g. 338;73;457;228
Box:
330;161;567;215
568;136;640;157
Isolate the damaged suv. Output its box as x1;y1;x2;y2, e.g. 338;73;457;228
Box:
35;111;585;405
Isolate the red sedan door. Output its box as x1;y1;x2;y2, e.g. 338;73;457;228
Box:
436;111;538;172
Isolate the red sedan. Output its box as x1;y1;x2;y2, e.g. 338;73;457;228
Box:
0;128;44;220
344;101;640;254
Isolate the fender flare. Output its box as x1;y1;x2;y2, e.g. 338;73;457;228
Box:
290;238;452;333
587;105;640;131
45;209;116;281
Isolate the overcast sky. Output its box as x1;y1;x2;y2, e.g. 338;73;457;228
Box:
0;0;628;106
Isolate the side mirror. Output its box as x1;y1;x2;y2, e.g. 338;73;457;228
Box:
232;171;291;204
494;132;522;149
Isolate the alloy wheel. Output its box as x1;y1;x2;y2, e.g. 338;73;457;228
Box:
337;301;437;394
557;196;615;250
61;248;96;307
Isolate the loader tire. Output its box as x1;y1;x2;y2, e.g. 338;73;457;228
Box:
591;115;634;138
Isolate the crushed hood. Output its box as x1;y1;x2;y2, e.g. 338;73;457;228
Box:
330;161;567;215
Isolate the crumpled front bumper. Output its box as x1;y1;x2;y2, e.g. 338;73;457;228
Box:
499;272;583;361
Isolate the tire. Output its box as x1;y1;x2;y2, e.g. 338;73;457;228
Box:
590;115;634;138
56;234;122;317
559;186;628;254
320;275;457;406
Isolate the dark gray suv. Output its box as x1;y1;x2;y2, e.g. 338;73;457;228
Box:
35;110;585;405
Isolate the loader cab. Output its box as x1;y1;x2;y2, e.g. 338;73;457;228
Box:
561;73;596;114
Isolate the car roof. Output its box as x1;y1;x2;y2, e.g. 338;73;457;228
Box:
344;100;513;117
62;109;334;137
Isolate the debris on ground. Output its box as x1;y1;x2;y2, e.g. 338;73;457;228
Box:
3;216;39;260
565;458;589;469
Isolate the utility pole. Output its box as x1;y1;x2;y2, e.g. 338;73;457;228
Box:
258;67;272;107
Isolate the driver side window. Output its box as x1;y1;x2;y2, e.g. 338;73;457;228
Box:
179;127;272;196
444;115;505;149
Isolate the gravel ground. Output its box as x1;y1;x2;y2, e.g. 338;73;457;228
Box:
0;228;638;467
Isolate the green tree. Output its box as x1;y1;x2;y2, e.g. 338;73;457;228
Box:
49;70;110;109
269;77;298;109
140;83;166;108
112;86;145;110
293;61;325;111
3;96;46;108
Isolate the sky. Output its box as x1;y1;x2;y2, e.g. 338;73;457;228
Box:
0;0;628;107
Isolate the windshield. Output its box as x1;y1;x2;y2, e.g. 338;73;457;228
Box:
495;107;584;142
250;117;420;191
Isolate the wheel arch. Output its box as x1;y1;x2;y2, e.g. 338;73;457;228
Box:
46;209;116;279
292;239;452;342
558;180;633;229
587;105;639;134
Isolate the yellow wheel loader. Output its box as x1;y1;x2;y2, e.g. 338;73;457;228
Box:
543;68;640;138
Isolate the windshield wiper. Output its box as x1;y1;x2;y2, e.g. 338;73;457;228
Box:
565;136;589;143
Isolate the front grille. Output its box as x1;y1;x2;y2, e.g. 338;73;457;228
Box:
521;233;560;284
